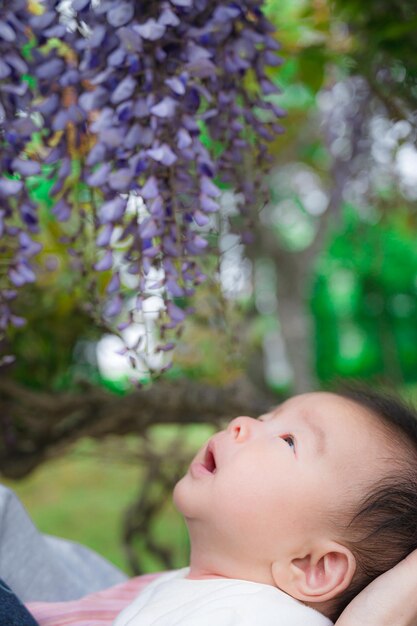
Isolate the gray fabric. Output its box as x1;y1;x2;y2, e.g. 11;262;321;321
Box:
0;485;127;602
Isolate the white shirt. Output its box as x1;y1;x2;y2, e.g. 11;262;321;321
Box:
113;568;333;626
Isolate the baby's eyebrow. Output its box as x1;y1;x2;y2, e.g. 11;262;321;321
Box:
303;415;326;455
261;407;327;455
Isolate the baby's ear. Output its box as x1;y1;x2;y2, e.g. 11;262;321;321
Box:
271;541;356;603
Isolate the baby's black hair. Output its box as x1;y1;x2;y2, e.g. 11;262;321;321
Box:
330;385;417;621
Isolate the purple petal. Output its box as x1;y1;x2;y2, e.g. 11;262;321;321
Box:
167;301;186;324
52;110;69;131
44;147;63;165
213;6;240;19
19;232;42;256
86;142;106;166
10;314;26;328
182;115;200;134
100;128;123;148
108;47;126;67
263;50;283;67
19;203;38;229
0;355;16;366
187;42;212;63
107;272;120;294
11;117;36;136
260;79;280;95
94;249;113;271
157;342;176;352
158;8;180;27
107;3;134;28
166;279;184;297
200;176;221;197
183;87;201;111
188;56;215;76
133;98;149;118
52;199;71;222
136;126;153;147
104;294;123;318
177;128;192;149
4;52;27;74
44;24;67;38
150;195;164;217
186;234;208;254
193;210;210;227
58;158;72;180
109;168;134;192
125;124;142;150
171;0;192;7
200;194;219;212
0;59;10;79
150;97;177;118
60;69;80;88
30;11;56;30
130;153;148;175
86;163;112;187
2;289;17;301
11;158;41;176
270;102;286;118
91;107;114;133
36;57;65;81
165;76;186;95
50;179;64;196
73;0;90;10
134;19;165;41
96;223;114;247
79;87;108;112
87;24;107;48
141;176;159;199
99;197;126;223
0;179;23;196
9;268;26;287
147;144;177;166
36;93;60;116
139;218;161;239
110;75;136;104
0;20;16;42
14;263;36;284
234;38;256;64
118;26;142;53
142;244;161;258
162;236;179;257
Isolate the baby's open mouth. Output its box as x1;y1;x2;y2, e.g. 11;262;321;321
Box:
203;443;217;473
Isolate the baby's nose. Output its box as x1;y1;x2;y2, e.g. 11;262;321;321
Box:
227;416;257;442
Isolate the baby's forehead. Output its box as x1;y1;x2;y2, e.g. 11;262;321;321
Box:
267;391;387;434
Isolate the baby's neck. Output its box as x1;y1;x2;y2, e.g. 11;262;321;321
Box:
185;570;231;581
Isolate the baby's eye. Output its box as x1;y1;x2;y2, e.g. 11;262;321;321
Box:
282;435;296;453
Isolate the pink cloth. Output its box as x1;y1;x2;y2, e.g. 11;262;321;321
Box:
26;573;161;626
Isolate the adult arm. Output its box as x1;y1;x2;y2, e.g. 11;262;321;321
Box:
335;549;417;626
0;485;127;602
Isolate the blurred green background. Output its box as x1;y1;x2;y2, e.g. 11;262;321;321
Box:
3;0;417;574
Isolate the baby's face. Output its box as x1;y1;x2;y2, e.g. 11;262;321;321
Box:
174;392;393;580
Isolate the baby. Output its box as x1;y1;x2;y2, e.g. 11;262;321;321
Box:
114;387;417;625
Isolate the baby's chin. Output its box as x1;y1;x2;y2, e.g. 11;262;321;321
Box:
172;474;188;514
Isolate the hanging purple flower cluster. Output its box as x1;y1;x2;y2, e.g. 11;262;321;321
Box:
0;0;284;363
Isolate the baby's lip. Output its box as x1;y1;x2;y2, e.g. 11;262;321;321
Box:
203;440;217;474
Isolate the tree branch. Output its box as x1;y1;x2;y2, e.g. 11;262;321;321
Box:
0;377;274;479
